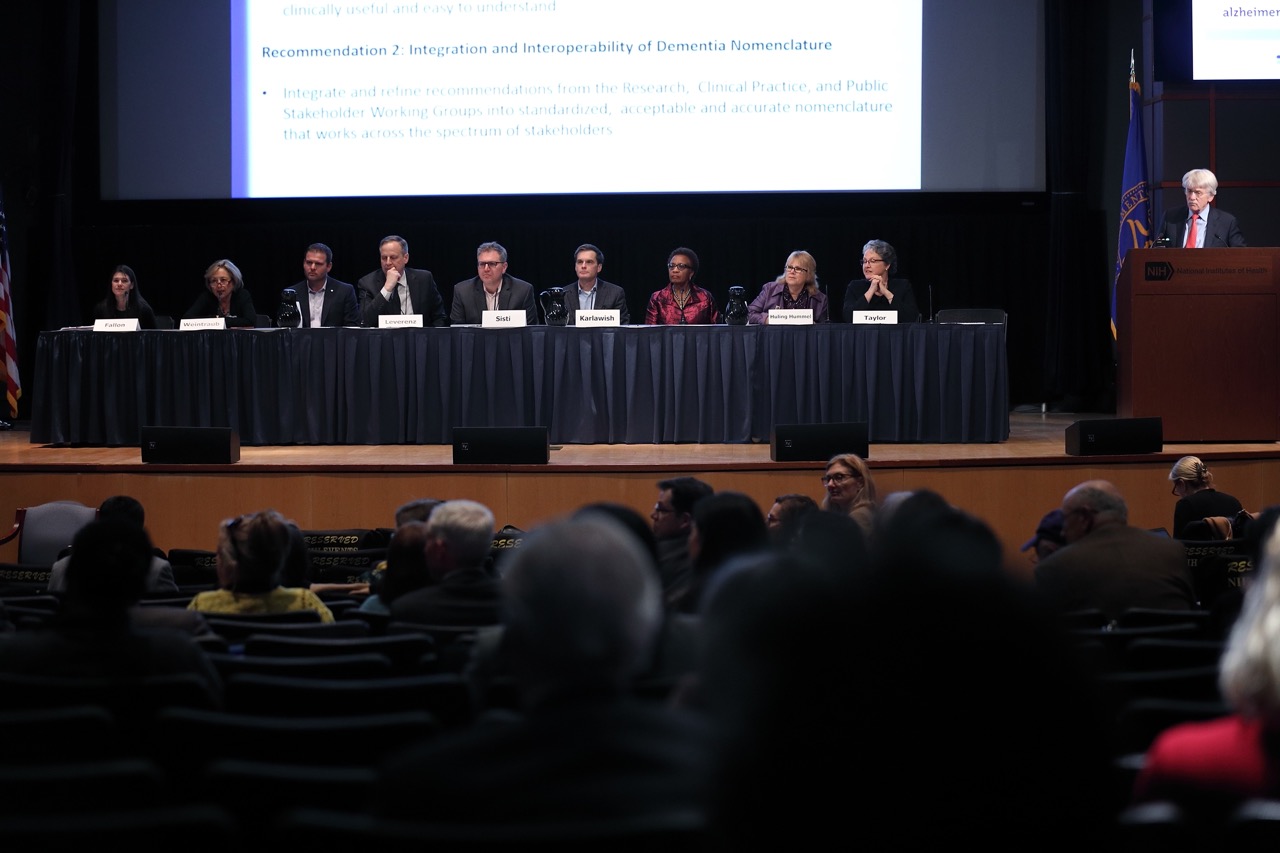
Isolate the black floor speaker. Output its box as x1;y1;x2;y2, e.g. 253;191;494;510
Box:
771;422;869;462
1065;417;1162;456
452;426;549;464
141;426;240;464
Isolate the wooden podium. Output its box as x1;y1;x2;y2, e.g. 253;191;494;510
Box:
1116;248;1280;442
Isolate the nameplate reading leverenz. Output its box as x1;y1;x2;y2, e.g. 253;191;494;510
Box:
767;309;813;326
851;311;896;325
378;314;424;329
180;318;227;331
93;318;141;333
575;310;620;328
482;310;527;328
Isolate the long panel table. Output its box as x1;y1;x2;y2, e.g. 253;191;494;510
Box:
30;324;1009;445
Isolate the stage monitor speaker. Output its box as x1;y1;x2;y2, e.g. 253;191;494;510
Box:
452;426;549;465
141;426;240;464
1065;417;1162;456
771;422;869;462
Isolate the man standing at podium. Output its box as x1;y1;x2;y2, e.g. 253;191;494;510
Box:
1158;169;1246;248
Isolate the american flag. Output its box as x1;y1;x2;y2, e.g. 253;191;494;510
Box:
0;188;20;419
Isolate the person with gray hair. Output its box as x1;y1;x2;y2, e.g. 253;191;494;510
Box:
184;258;257;321
1135;522;1280;806
1168;455;1243;539
1033;479;1194;618
388;499;502;627
375;515;709;825
449;240;538;325
1157;168;1246;248
842;239;921;323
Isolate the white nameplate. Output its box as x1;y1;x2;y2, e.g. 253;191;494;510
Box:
378;314;424;329
576;310;620;328
851;311;897;325
482;309;526;328
180;318;227;331
767;309;813;326
93;318;141;332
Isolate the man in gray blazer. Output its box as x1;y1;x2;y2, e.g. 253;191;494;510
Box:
563;243;630;324
449;241;538;325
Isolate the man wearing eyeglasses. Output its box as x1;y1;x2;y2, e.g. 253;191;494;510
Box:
650;476;714;598
357;234;448;327
1157;169;1246;249
1033;479;1194;619
449;241;539;325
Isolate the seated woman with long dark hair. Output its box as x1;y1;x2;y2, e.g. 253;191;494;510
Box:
93;265;157;328
188;509;333;622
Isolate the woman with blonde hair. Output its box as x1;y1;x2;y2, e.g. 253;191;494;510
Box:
747;250;828;324
820;453;877;534
1168;455;1242;538
188;509;333;622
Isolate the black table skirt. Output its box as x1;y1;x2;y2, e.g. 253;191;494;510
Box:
31;325;1009;445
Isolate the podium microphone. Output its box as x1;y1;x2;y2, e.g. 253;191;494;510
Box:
1151;235;1173;249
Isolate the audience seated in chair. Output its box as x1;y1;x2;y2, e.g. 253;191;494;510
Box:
700;502;1112;848
1135;522;1280;817
48;496;177;595
0;520;222;700
388;501;501;628
361;521;433;616
187;510;333;623
375;515;710;825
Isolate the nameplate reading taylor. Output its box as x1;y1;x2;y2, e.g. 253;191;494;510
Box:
93;318;141;333
180;318;227;331
482;310;527;328
575;310;620;328
766;309;813;326
378;315;424;329
851;311;896;325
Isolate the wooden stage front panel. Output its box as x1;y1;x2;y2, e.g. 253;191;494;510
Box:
4;414;1280;582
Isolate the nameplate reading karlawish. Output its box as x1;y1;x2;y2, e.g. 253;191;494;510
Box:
576;310;620;328
180;318;227;331
851;311;896;325
378;315;424;329
93;318;141;333
767;309;813;326
482;310;526;328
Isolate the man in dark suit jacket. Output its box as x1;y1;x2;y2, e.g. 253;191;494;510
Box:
449;241;538;325
563;243;630;324
388;500;502;628
357;235;448;327
1158;168;1246;248
1034;480;1194;620
294;243;360;327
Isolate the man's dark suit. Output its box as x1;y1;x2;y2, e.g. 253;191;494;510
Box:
293;277;360;327
450;275;538;325
1033;524;1194;619
1158;207;1247;248
357;268;448;327
388;567;502;628
562;279;630;325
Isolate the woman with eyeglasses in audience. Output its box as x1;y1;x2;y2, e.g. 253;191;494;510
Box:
188;509;333;622
842;239;921;323
820;453;878;534
645;247;719;325
747;250;828;324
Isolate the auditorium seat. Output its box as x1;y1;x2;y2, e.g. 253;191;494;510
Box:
224;673;470;725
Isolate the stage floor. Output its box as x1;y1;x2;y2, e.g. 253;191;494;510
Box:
5;413;1279;579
